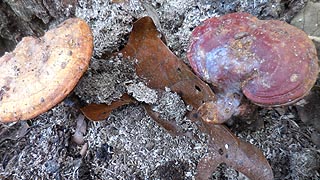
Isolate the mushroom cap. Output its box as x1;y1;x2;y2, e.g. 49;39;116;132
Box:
0;18;93;122
187;12;319;107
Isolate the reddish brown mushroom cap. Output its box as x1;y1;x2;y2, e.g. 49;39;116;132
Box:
243;19;319;106
0;18;93;122
188;12;319;123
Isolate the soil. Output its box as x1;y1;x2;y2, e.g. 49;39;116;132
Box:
1;0;320;180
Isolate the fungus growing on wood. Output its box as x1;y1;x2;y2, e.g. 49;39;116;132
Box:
0;18;93;122
187;12;319;124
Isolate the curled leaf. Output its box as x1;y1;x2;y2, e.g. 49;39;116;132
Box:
121;17;215;112
80;94;135;121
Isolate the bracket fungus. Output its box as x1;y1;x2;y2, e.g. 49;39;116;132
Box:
0;18;93;123
187;12;319;124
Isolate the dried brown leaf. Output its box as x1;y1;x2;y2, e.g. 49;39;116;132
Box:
80;94;135;121
121;16;274;180
120;18;215;111
197;123;273;179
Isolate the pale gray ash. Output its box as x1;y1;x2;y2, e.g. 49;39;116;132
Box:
75;55;137;104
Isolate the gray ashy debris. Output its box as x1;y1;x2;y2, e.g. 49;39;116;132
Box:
83;105;208;179
152;87;187;121
290;149;320;178
75;55;137;104
76;0;144;57
126;82;158;104
126;84;187;121
0;103;82;179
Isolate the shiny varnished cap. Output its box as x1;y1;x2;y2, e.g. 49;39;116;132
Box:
188;12;319;107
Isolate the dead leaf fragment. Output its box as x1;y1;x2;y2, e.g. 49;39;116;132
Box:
120;16;274;180
120;17;215;111
0;18;93;123
80;94;135;121
197;123;273;180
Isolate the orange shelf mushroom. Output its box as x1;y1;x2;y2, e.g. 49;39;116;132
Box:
0;18;93;122
187;12;319;124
